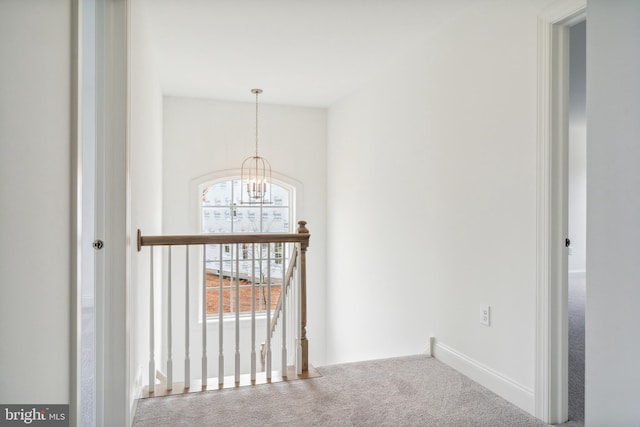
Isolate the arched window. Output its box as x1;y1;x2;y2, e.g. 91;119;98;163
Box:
199;177;294;317
200;178;291;233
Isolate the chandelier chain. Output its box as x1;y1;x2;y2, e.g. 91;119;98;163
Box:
255;91;258;157
253;89;261;157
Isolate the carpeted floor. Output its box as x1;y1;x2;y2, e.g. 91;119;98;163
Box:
82;306;95;427
568;272;586;425
133;355;552;427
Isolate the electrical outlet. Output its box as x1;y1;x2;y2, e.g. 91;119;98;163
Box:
480;305;491;326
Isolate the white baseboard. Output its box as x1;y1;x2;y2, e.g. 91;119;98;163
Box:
129;397;139;427
129;367;144;425
430;338;535;416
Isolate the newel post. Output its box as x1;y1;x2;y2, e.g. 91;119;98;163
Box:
297;220;310;372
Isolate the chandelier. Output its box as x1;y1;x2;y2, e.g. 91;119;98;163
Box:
241;88;272;204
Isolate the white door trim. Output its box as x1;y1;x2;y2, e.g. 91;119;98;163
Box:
535;0;586;423
95;0;130;425
70;0;82;424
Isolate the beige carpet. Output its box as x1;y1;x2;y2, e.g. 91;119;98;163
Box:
133;355;554;427
568;272;585;424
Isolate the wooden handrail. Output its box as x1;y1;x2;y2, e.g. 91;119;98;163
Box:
137;229;310;251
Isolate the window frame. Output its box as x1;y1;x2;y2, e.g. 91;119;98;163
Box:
195;172;297;321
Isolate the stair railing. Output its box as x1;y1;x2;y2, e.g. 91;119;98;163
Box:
137;220;310;395
260;246;298;374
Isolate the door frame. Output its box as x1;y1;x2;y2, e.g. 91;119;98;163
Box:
535;0;586;423
70;0;82;424
93;0;130;425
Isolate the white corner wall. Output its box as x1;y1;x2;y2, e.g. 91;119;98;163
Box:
162;96;327;366
327;0;548;414
0;0;71;404
585;1;640;425
129;0;164;411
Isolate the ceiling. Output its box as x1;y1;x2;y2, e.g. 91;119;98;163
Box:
136;0;482;108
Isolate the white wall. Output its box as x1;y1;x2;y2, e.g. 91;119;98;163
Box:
130;0;163;411
162;96;327;371
586;1;640;425
0;0;70;404
327;0;547;413
568;21;587;274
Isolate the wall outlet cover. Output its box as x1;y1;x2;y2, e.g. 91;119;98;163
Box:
480;304;490;326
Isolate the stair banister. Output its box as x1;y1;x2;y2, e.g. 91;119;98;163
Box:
137;221;310;397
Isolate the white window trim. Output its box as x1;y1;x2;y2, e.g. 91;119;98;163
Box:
189;169;303;324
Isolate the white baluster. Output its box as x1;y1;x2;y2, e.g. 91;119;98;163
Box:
218;245;224;386
281;243;287;377
288;258;295;369
258;245;263;312
291;249;297;368
185;246;190;389
202;245;207;386
290;248;296;369
229;245;234;316
235;244;240;384
149;246;155;393
167;247;173;390
250;243;256;382
291;274;296;368
292;260;298;367
297;244;303;376
266;244;272;380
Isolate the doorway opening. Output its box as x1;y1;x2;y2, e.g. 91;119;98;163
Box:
535;0;586;424
567;19;586;424
79;0;97;425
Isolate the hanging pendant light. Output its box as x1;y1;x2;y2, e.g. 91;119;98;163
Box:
241;88;272;204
